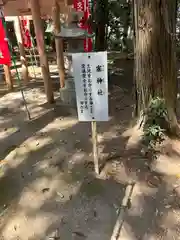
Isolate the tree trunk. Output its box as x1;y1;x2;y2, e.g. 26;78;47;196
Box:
121;0;131;52
14;17;29;84
95;0;108;51
52;0;65;88
134;0;178;133
3;64;13;90
95;22;106;51
30;0;54;104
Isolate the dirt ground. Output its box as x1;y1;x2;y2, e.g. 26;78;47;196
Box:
0;60;180;240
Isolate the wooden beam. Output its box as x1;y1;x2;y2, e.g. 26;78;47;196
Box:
29;0;54;103
3;64;13;90
52;0;65;88
5;16;33;22
14;16;29;83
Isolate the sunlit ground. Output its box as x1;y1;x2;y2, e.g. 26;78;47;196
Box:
0;60;180;239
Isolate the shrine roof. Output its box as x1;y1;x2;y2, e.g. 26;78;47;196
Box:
1;0;73;17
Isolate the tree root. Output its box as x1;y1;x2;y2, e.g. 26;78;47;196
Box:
169;124;180;138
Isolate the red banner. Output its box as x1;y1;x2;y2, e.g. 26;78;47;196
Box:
73;0;85;12
21;17;32;48
0;18;11;65
73;0;92;52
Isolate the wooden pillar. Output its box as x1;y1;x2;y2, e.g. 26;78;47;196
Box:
3;64;13;90
52;0;65;88
14;16;29;83
29;0;54;103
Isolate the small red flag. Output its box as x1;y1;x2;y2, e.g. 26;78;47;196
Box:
73;0;93;52
0;18;11;65
21;18;32;48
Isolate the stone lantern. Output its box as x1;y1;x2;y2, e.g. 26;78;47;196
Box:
54;12;91;107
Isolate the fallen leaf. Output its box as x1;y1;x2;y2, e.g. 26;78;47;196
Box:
165;205;171;209
93;210;97;217
57;192;64;198
146;175;161;188
72;231;86;238
0;160;7;165
42;188;50;193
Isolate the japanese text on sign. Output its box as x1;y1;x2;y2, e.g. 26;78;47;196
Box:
72;52;108;121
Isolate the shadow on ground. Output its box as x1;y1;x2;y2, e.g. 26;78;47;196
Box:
0;60;180;239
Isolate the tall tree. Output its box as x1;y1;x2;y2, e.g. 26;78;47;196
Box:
95;0;108;51
108;0;133;51
121;0;132;52
134;0;179;133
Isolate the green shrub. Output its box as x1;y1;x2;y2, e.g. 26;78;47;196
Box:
143;97;168;149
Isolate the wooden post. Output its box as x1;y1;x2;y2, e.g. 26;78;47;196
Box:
91;121;99;175
14;16;29;84
29;0;54;103
3;64;13;90
52;0;65;88
111;184;135;240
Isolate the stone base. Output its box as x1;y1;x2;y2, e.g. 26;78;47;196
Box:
59;77;76;107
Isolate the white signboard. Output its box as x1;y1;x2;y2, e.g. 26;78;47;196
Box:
72;52;108;122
